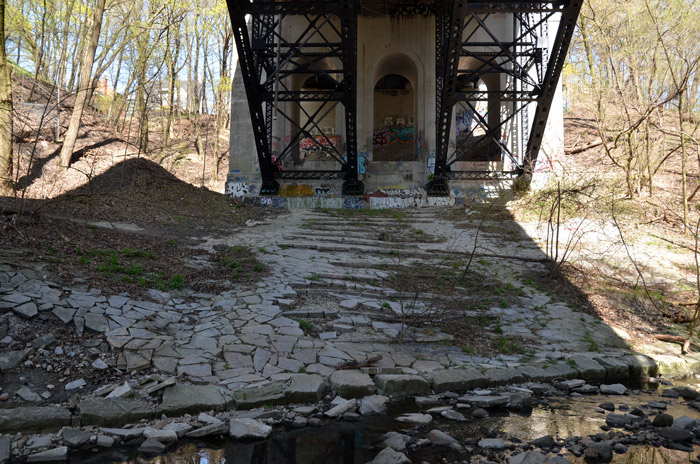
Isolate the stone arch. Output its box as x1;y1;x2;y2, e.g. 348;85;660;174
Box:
366;50;425;162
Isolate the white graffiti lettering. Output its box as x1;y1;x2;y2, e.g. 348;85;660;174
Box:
227;182;249;198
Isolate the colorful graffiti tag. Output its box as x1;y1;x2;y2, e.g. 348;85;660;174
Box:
299;135;342;155
372;126;414;147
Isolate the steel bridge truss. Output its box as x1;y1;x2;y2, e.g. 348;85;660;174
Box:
228;0;361;195
229;0;581;196
430;0;582;194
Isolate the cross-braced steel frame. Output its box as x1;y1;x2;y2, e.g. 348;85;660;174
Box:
228;0;581;197
429;0;582;195
227;0;361;195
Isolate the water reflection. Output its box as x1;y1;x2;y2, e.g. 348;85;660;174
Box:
91;384;699;464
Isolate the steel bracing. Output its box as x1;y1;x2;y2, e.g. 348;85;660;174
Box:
228;0;581;196
228;0;361;195
432;0;582;193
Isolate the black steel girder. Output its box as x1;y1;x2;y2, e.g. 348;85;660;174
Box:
227;0;362;195
432;0;580;194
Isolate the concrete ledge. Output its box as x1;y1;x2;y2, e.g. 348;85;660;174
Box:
157;385;226;416
375;374;431;397
430;369;489;393
0;406;71;433
79;398;155;426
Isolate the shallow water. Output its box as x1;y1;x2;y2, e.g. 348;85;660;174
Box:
84;380;699;464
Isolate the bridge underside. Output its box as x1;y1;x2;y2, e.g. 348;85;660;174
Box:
226;0;582;196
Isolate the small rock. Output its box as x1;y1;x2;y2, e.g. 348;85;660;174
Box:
600;384;627;395
471;408;489;418
138;438;167;455
360;395;389;416
366;448;411;464
613;443;627;454
599;402;615;411
96;436;115;448
64;379;86;391
478;438;505;450
529;435;555;448
440;410;467;422
62;428;91;447
229;418;272;439
652;413;674;427
92;359;108;370
428;429;458;446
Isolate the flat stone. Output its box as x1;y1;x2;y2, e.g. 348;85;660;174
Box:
319;332;337;340
163;422;193;437
459;395;509;408
600;384;627;395
606;413;638;428
672;415;696;429
106;381;133;398
96;436;114;448
375;374;430;397
229;418;272;439
32;334;57;349
65;378;86;391
62;428;92;447
138;438;167;455
26;447;68;462
13;302;38;319
185;422;228;438
92;358;109;370
17;386;41;403
2;293;31;305
26;435;52;450
330;370;375;398
430;369;488;393
84;313;109;332
177;363;212;378
52;307;76;324
518;364;578;382
79;398;155;426
0;348;33;371
441;409;467;421
395;413;432;425
285;374;325;403
366;448;411;464
232;382;286;409
478;438;506;450
568;356;607;381
0;436;9;464
359;395;389;415
158;385;226;416
0;406;71;433
509;451;549;464
143;427;178;443
658;426;693;442
325;398;356;418
99;427;145;439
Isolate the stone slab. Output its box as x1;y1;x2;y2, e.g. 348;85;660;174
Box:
374;374;430;397
430;369;489;393
79;398;155;426
0;406;71;433
158;385;226;416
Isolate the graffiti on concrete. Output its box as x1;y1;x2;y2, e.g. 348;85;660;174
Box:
314;187;335;197
379;187;426;198
299;135;342;155
343;197;369;209
227;182;249;198
279;184;314;197
372;126;414;147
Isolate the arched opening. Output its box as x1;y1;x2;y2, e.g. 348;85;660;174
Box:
296;74;340;162
372;74;415;161
454;75;501;161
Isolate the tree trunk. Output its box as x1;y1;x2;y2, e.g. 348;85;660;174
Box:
58;0;107;169
0;0;13;195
